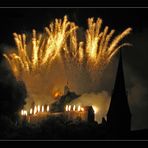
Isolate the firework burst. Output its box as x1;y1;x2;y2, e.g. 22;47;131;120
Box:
3;15;132;107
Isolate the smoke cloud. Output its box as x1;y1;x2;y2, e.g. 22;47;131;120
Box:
70;91;111;123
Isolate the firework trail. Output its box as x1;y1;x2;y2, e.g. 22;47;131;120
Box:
4;16;77;77
61;17;132;71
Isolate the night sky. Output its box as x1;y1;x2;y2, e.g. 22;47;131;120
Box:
0;8;148;130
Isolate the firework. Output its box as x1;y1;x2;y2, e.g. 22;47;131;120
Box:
4;16;132;78
3;15;132;107
61;17;132;71
4;16;78;78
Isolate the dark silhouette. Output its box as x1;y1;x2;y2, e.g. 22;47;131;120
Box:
87;106;95;122
107;51;131;137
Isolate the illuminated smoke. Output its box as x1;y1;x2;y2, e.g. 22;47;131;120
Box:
70;91;111;123
3;15;132;109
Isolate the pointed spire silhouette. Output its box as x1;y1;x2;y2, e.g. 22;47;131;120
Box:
113;50;126;94
107;50;131;135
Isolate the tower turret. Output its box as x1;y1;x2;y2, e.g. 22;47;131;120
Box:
64;81;70;95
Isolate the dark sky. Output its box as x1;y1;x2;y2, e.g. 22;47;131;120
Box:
0;8;148;130
0;8;146;45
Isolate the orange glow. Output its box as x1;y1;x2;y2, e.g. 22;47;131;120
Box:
54;92;60;98
81;107;84;112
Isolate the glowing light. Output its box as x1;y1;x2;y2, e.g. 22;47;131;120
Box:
34;106;37;114
47;105;50;112
38;105;40;112
30;108;33;114
65;105;68;111
23;110;27;116
42;105;44;112
92;106;99;114
21;110;24;115
73;105;76;111
78;105;81;112
68;105;71;111
81;107;84;112
54;92;60;98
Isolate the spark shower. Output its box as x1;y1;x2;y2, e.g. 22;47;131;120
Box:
3;15;132;109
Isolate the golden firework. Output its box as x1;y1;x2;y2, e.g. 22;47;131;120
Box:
4;16;132;78
3;15;132;107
